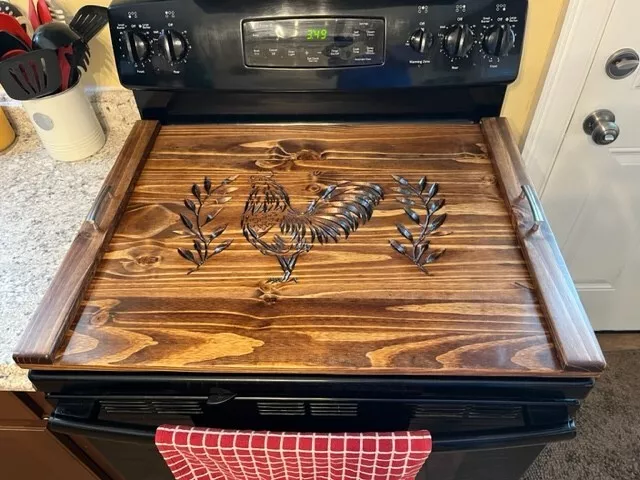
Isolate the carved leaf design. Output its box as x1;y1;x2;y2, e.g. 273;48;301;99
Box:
192;183;202;202
389;239;407;255
423;249;446;265
184;198;196;212
390;174;447;275
178;176;236;273
204;210;220;225
180;213;194;231
396;197;415;206
209;224;227;241
193;240;204;261
414;242;429;263
392;187;413;196
392;175;409;186
211;240;232;256
418;176;427;193
397;224;414;242
178;248;197;264
428;198;446;214
428;213;447;233
404;207;421;224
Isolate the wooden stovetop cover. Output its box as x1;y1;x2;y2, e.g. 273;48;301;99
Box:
14;119;605;377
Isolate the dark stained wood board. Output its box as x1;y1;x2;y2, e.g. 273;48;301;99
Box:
13;120;161;367
16;121;602;376
481;118;605;374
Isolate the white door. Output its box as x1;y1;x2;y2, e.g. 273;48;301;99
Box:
541;0;640;330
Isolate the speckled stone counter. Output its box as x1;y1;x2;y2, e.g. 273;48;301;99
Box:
0;89;139;391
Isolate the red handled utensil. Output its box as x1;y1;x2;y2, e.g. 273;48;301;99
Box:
28;0;40;30
37;0;53;25
0;13;32;47
0;48;26;61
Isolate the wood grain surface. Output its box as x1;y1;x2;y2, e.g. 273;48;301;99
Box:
481;117;605;374
13;120;160;366
18;122;601;376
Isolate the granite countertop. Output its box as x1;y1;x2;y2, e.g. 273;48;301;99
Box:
0;90;139;391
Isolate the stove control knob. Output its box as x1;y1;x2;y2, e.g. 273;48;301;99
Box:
409;29;433;53
483;24;516;57
158;29;188;62
122;30;150;63
443;24;475;58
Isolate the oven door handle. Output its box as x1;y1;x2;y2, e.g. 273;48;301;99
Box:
48;412;576;450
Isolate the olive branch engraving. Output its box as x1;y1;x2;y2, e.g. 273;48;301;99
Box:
177;175;238;274
389;175;447;274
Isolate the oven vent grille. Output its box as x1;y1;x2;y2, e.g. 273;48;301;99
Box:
257;402;306;416
310;402;359;417
411;404;522;420
99;399;204;416
257;402;359;417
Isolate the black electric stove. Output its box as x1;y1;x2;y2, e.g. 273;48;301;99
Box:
27;1;600;480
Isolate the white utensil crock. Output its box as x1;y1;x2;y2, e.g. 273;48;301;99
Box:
22;82;106;162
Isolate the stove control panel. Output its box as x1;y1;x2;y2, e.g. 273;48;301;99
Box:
108;0;528;91
243;18;385;68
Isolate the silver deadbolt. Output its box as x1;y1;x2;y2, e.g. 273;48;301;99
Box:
583;109;619;145
606;48;639;79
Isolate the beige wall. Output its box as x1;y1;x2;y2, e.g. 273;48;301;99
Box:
17;0;567;145
502;0;569;146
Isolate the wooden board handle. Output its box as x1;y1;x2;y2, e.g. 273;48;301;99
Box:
13;120;160;367
481;117;605;374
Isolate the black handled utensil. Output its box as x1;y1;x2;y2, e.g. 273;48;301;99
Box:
64;40;90;87
69;5;107;43
32;21;81;50
0;48;61;100
0;30;29;58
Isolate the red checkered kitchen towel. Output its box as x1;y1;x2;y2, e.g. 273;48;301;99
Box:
156;426;432;480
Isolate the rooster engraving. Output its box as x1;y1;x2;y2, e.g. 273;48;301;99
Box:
241;176;384;284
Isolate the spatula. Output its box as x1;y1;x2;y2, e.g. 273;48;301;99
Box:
0;48;61;100
69;5;108;43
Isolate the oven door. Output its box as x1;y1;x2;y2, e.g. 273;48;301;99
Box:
48;395;577;480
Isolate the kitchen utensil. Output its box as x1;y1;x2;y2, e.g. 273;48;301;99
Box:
32;21;80;50
22;80;105;161
0;31;30;57
69;5;107;43
0;48;61;100
0;2;33;37
16;16;34;37
57;46;70;89
64;41;90;86
0;1;23;17
28;0;39;30
45;0;65;22
36;0;53;24
0;48;26;61
0;12;32;47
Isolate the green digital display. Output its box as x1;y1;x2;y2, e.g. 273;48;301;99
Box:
306;28;328;40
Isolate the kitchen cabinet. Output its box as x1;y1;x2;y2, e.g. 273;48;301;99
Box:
0;392;118;480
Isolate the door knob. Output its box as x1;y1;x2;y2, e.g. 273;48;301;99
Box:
583;109;619;145
606;48;639;79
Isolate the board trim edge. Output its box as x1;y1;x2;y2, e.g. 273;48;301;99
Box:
481;117;606;375
13;120;161;368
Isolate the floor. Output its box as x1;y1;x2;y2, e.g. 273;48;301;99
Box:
522;333;640;480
